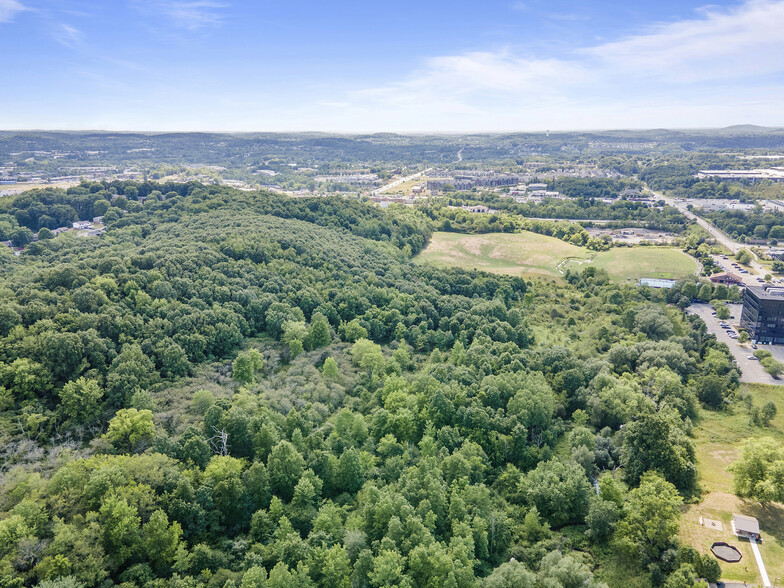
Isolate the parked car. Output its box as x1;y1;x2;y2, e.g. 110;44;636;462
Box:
748;356;758;360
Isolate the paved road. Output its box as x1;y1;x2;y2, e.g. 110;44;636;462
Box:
648;187;768;276
750;537;771;587
708;254;784;289
687;303;781;385
524;217;618;224
373;168;432;195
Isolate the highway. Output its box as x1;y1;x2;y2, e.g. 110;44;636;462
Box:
648;186;769;276
373;168;432;195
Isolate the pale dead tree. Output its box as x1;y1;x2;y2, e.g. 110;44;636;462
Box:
16;537;46;571
210;426;229;456
530;429;544;448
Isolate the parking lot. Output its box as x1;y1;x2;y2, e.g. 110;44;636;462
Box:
711;254;784;289
710;254;763;287
688;303;784;385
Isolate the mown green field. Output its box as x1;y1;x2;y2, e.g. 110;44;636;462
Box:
415;231;698;282
591;247;699;283
680;384;784;585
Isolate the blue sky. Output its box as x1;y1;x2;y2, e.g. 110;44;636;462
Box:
1;0;783;131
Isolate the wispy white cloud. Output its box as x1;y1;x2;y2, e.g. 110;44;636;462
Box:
134;0;228;31
586;0;784;82
53;23;84;48
325;0;784;131
0;0;28;24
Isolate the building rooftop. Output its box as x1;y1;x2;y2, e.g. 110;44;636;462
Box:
710;272;744;282
639;278;677;289
746;285;784;300
732;513;760;534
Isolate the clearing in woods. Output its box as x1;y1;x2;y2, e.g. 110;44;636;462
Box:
415;231;698;281
681;383;784;585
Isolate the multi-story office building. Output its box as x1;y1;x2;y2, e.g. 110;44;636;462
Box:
740;286;784;343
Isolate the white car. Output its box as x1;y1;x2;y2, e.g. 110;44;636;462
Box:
748;356;758;360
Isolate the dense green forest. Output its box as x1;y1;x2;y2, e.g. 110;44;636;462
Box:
437;191;689;233
639;163;784;201
703;208;784;242
640;164;747;199
545;179;641;200
0;182;738;587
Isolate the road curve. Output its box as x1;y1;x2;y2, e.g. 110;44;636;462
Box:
373;168;433;195
647;187;767;276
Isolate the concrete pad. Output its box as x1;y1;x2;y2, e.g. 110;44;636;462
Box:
704;518;724;531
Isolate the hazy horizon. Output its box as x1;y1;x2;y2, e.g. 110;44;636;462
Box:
2;0;784;131
2;124;783;136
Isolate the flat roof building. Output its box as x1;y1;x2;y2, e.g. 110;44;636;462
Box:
732;513;761;540
639;278;677;289
740;285;784;343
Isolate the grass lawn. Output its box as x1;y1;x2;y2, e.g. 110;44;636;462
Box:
379;178;427;195
682;384;784;584
415;231;591;278
0;181;79;195
415;232;698;282
590;247;699;283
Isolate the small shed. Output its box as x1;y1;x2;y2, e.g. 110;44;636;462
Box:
732;513;761;540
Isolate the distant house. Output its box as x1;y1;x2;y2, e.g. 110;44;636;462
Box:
52;227;70;236
710;272;744;286
620;188;641;198
93;216;104;224
72;221;90;230
462;205;493;214
732;514;761;540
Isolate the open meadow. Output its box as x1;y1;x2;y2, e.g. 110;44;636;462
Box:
414;231;590;278
415;231;698;282
681;384;784;585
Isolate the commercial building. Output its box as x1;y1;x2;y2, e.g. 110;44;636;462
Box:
739;285;784;343
709;272;744;286
697;167;784;183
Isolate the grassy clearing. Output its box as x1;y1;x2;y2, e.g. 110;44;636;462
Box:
0;181;79;196
591;247;699;283
416;231;698;282
415;231;590;278
379;178;427;195
682;383;784;583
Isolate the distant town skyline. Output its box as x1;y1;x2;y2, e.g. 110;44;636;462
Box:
1;0;783;132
